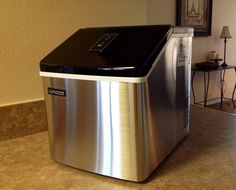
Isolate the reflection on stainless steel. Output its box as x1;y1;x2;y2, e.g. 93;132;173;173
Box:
42;28;193;182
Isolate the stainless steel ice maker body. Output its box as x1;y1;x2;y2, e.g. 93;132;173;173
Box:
40;25;193;182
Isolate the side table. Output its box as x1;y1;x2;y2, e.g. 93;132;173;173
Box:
191;65;236;107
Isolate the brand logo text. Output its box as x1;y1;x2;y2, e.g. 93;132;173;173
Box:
48;88;66;97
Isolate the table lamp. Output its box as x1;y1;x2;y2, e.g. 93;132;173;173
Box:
220;26;232;67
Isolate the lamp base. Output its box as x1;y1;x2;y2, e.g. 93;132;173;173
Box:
221;62;228;67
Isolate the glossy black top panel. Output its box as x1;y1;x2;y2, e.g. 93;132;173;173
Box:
40;25;172;77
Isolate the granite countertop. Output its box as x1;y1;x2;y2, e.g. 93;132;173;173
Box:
1;106;236;190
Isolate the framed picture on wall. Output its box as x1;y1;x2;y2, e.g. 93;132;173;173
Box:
176;0;213;37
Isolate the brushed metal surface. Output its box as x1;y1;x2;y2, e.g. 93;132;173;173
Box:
42;35;192;182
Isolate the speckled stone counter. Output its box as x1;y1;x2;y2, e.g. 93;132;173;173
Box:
0;101;47;141
1;106;236;190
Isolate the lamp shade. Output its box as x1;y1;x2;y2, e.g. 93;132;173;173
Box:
220;26;232;39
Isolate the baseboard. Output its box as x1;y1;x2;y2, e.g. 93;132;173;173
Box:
0;100;48;142
191;97;235;106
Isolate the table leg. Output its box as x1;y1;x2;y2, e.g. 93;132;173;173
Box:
232;68;236;107
220;69;226;105
191;70;196;104
203;71;210;107
232;84;236;107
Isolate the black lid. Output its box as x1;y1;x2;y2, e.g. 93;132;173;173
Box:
40;25;172;77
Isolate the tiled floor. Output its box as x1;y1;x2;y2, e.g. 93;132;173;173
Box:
206;100;236;114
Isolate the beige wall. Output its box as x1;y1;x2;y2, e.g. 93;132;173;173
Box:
0;0;146;106
147;0;236;103
147;0;176;24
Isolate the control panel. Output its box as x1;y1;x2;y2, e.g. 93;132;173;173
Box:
89;33;118;53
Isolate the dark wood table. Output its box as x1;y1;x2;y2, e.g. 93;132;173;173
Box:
191;65;236;107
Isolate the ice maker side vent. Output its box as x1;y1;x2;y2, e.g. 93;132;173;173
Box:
183;97;190;129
